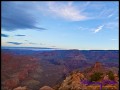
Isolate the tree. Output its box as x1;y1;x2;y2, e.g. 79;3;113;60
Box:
90;72;103;82
107;71;115;80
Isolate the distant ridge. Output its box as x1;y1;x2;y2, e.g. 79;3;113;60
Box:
1;46;118;51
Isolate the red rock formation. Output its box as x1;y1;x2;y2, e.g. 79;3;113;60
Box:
58;72;86;90
13;86;27;90
18;70;28;81
94;62;101;68
39;86;54;90
4;78;19;90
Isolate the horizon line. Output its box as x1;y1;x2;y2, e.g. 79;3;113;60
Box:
1;46;119;50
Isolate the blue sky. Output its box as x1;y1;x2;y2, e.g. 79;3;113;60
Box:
1;1;119;50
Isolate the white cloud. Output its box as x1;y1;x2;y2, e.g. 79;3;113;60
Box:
93;25;104;33
47;2;88;21
92;2;118;19
99;9;113;18
36;2;118;21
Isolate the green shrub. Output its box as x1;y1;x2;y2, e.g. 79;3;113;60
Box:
107;71;115;80
90;72;103;82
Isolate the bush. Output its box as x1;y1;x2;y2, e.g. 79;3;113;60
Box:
90;72;103;82
107;71;115;80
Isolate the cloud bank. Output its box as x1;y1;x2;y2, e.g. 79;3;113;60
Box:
1;34;9;37
2;2;46;31
7;42;23;45
15;34;26;36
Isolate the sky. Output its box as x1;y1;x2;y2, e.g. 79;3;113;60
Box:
1;1;119;50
